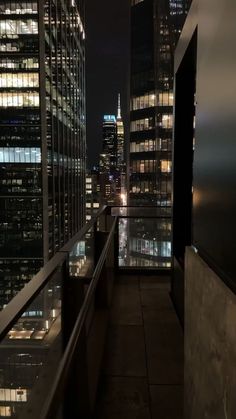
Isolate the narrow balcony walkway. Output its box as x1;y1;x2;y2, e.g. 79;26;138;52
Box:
94;274;184;419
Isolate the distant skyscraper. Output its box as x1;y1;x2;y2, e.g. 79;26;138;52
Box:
129;0;190;206
99;115;117;172
117;94;125;166
98;96;127;207
0;0;86;308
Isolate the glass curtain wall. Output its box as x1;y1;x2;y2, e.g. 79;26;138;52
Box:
0;0;86;308
128;0;190;266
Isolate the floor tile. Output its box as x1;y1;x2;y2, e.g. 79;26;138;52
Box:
141;289;173;310
110;284;143;325
103;325;147;377
140;276;171;290
143;307;180;324
144;323;184;384
94;376;151;419
150;385;184;419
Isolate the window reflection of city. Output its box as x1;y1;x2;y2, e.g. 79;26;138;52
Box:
119;218;171;268
0;272;62;417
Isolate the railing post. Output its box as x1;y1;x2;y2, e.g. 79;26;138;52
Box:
94;231;109;308
61;256;91;418
95;217;116;308
114;216;119;273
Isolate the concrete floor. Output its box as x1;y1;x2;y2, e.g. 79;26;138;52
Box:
93;274;184;419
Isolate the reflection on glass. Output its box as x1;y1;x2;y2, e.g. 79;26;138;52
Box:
69;227;94;279
118;217;171;268
0;268;62;416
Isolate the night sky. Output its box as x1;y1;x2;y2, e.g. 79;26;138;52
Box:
85;0;130;168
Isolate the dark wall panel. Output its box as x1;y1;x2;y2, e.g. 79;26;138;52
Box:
175;0;236;288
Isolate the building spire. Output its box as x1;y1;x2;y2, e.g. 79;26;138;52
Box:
117;93;121;119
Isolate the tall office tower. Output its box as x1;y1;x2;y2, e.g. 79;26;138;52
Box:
116;94;127;205
85;169;100;222
99;114;117;173
0;0;86;308
129;0;190;206
117;94;125;166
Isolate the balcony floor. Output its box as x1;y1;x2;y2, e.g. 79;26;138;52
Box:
93;274;184;419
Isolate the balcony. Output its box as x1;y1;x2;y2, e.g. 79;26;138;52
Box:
0;206;183;419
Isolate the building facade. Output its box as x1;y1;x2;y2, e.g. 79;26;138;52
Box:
99;114;117;173
85;168;100;222
0;0;86;308
126;0;190;268
129;0;190;206
98;98;126;206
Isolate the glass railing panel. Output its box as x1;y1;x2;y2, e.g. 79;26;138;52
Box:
118;217;172;268
111;206;171;218
0;265;64;418
69;226;95;280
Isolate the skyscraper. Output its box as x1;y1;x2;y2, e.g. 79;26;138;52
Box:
0;0;86;308
129;0;190;206
117;93;125;167
98;96;126;206
125;0;190;268
99;114;117;173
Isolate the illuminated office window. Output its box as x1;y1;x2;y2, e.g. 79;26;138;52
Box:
0;57;39;69
0;19;38;35
0;2;38;14
131;117;154;132
0;147;41;163
131;92;155;110
0;92;39;107
161;114;173;128
0;73;39;88
130;139;155;153
158;92;173;106
160;160;172;173
132;160;156;173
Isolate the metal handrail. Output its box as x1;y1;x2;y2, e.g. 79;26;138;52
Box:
39;216;118;419
0;206;107;342
60;205;107;252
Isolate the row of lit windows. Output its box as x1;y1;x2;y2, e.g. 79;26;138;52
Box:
0;73;39;88
131;92;174;111
130;117;155;132
130;138;172;153
0;92;39;107
131;159;172;174
48;153;81;169
0;19;38;35
130;181;156;194
0;38;38;52
130;182;171;194
86;203;99;208
0;57;38;69
131;93;155;111
132;160;157;173
0;2;37;14
131;115;172;132
1;178;23;185
130;238;171;258
0;147;41;163
130;140;156;153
